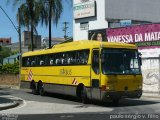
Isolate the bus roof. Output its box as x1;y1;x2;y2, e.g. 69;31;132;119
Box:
22;40;137;57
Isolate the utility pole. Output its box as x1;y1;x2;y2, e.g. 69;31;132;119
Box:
49;0;52;48
18;8;22;68
0;6;22;66
63;22;69;40
18;8;22;88
0;6;22;85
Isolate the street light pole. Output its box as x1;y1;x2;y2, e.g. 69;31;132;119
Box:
0;6;22;73
63;22;69;40
0;6;18;33
49;0;52;48
18;8;22;68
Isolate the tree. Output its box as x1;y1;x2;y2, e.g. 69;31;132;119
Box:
0;47;11;58
9;0;72;49
39;0;63;48
8;0;46;51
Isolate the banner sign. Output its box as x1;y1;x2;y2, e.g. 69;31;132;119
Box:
74;1;96;19
106;24;160;47
89;29;106;41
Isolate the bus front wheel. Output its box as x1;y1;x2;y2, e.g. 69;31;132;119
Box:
37;81;45;96
81;87;89;104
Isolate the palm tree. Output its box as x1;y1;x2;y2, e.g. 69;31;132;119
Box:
9;0;71;49
40;0;63;48
8;0;46;51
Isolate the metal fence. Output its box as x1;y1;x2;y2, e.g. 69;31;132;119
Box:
142;56;160;94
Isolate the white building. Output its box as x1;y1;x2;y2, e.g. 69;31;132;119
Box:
73;0;108;41
73;0;160;57
42;37;65;48
73;0;160;94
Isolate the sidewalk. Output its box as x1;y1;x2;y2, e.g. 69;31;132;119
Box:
142;92;160;98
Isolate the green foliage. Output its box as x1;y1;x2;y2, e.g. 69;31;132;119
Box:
0;47;19;65
0;62;19;74
0;47;11;58
11;50;19;55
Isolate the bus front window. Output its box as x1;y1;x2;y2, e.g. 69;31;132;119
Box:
101;49;141;75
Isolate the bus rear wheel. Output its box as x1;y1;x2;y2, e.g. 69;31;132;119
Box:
112;99;120;106
30;81;37;95
39;87;45;96
38;81;45;96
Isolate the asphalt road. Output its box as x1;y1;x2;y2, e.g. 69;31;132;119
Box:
0;88;160;120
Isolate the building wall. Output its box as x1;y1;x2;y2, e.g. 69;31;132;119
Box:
0;38;11;45
105;0;160;23
22;31;41;49
42;37;65;48
73;0;108;40
73;0;160;95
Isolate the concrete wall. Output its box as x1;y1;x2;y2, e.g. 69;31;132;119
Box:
142;57;160;94
0;74;20;86
73;0;108;40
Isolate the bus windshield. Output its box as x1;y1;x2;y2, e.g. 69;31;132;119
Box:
101;48;141;75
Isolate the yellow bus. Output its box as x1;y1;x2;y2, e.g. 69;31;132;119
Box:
21;40;142;104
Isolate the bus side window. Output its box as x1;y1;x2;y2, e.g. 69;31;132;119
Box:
49;54;54;65
27;58;30;66
44;55;49;65
70;52;76;64
76;51;80;64
22;57;28;67
80;50;89;64
31;60;35;65
38;55;45;66
92;50;99;74
55;54;61;65
50;59;53;65
28;56;35;66
40;60;44;65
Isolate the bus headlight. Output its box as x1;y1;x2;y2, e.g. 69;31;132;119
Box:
138;85;142;89
106;85;115;91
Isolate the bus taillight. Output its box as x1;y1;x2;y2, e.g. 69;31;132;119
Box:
101;85;106;91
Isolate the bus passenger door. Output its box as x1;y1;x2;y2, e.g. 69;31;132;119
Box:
91;49;101;100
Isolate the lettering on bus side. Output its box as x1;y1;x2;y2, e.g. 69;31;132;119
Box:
60;68;72;75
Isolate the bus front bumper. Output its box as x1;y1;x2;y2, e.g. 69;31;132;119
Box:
101;90;142;101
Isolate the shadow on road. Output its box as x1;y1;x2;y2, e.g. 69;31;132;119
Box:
27;91;160;107
45;92;81;103
27;91;81;103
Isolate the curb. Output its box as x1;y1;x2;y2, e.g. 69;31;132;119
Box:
0;98;24;111
142;93;160;98
0;85;20;90
142;95;160;99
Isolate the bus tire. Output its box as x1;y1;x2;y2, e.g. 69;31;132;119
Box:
112;99;119;105
81;87;89;104
30;80;37;95
39;88;45;96
38;81;45;96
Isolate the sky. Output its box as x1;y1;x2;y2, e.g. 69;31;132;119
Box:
0;0;73;43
